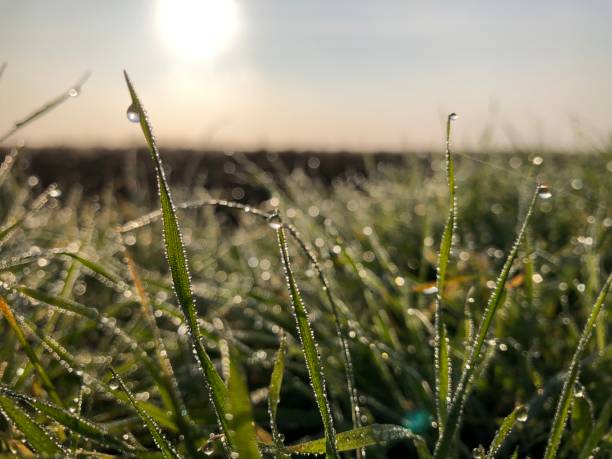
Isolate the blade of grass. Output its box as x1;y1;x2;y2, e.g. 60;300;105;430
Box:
578;397;611;459
123;71;231;448
0;71;90;144
0;296;63;407
433;113;458;434
0;385;134;454
284;424;428;457
227;346;262;459
543;274;611;459
124;250;200;458
433;187;540;459
0;393;65;456
268;333;287;452
485;405;525;459
111;368;181;459
272;213;339;459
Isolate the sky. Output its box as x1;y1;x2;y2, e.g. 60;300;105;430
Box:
1;0;611;151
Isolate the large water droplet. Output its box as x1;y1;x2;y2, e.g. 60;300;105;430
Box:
68;88;80;98
203;441;215;456
423;286;438;295
126;103;140;123
516;405;528;422
449;112;458;121
109;381;119;390
537;185;552;200
267;213;282;230
574;382;585;398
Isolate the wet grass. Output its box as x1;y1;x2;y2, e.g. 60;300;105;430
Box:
0;74;610;458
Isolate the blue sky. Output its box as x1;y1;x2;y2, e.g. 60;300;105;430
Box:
1;0;611;150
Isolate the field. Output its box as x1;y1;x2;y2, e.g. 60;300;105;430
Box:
0;79;610;458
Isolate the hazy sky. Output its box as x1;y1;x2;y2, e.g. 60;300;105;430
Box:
1;0;611;151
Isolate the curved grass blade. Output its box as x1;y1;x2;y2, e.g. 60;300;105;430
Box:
285;424;429;457
543;275;611;459
0;296;63;407
124;251;200;458
433;187;540;459
578;397;611;459
268;333;287;452
111;369;181;459
0;385;134;454
0;393;64;456
16;286;99;320
433;113;458;433
227;347;262;459
0;71;90;145
123;71;231;448
273;215;339;459
485;405;525;459
0;72;88;145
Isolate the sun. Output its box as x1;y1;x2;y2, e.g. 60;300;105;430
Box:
156;0;239;60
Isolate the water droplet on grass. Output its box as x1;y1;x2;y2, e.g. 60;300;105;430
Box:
516;405;529;422
68;88;80;97
126;103;140;123
267;213;282;230
537;185;552;199
203;441;215;456
449;112;458;121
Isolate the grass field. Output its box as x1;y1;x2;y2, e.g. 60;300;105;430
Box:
0;77;610;458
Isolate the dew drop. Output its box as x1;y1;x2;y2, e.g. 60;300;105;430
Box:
574;382;585;398
537;185;552;200
109;381;119;390
516;405;528;422
126;103;140;123
472;445;485;459
68;88;80;97
423;286;438;295
203;441;215;456
267;213;282;230
449;112;458;121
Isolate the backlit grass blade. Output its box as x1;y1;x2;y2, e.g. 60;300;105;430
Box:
273;214;339;459
433;113;458;433
0;385;134;454
124;250;199;458
433;187;540;459
485;405;525;459
111;369;181;459
578;397;611;459
0;296;63;407
16;286;99;320
268;333;287;451
0;71;90;145
227;347;262;459
0;393;64;456
543;274;611;459
123;70;232;446
285;424;429;456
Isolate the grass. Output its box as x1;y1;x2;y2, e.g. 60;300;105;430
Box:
0;71;610;458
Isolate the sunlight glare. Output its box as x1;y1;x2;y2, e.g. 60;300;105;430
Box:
156;0;239;60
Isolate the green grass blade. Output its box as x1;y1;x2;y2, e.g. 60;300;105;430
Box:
0;393;64;456
227;347;262;459
0;71;90;145
578;397;611;459
285;424;427;455
0;385;134;454
0;296;63;407
111;369;181;459
273;216;339;459
123;70;232;446
485;405;525;459
16;286;100;320
570;388;593;450
433;187;540;459
433;113;458;433
543;274;611;459
268;333;287;450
